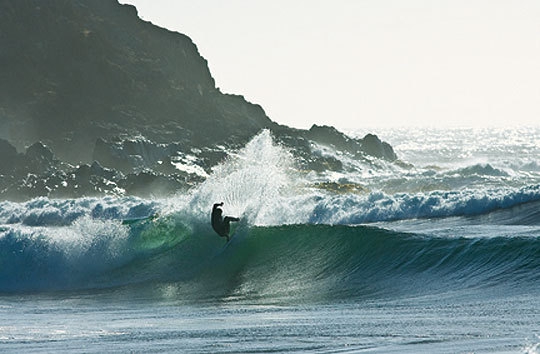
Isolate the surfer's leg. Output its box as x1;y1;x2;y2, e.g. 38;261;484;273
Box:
224;216;239;222
222;220;231;236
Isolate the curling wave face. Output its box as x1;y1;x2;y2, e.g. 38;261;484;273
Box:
1;218;539;299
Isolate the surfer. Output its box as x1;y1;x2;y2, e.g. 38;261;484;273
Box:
211;202;239;242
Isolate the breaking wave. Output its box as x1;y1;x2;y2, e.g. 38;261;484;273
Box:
1;218;539;300
1;130;539;300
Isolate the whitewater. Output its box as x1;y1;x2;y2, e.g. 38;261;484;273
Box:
1;127;539;353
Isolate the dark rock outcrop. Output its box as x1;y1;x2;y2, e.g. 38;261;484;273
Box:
305;125;397;161
361;134;398;161
306;125;361;155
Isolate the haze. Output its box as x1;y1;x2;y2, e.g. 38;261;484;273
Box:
120;0;540;130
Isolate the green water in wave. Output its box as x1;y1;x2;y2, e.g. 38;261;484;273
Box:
112;222;540;303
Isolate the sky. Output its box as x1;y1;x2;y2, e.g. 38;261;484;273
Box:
120;1;539;130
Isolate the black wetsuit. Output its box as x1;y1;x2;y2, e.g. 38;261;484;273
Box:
211;203;239;241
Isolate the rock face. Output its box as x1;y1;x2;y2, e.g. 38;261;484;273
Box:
0;0;275;162
361;134;398;161
0;0;398;201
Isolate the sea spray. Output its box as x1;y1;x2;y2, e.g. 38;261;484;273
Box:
182;129;310;225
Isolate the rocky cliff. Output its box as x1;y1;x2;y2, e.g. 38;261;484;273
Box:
1;0;276;160
0;0;397;200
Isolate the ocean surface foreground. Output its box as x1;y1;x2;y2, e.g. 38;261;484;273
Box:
1;127;539;353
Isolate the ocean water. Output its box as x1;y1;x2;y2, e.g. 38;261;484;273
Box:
1;127;539;353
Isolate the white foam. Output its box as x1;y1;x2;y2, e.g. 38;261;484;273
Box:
308;184;540;224
0;196;159;226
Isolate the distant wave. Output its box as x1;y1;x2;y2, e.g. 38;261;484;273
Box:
309;184;540;224
455;163;509;177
